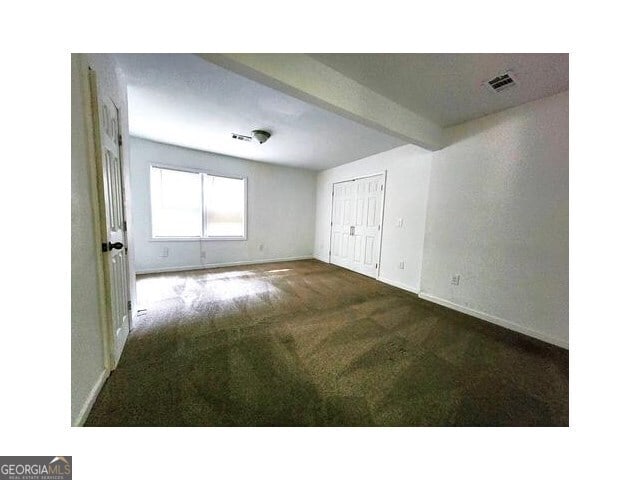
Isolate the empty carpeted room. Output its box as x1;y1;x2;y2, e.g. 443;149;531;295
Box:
71;53;568;427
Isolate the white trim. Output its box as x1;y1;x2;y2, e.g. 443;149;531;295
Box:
148;236;247;242
316;257;419;294
136;255;314;275
328;184;335;263
377;172;388;279
87;68;117;371
417;291;569;349
73;368;109;427
85;67;111;372
378;276;419;294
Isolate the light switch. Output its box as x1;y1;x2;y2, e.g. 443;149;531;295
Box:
396;218;403;227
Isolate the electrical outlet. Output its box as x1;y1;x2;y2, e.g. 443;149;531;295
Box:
396;218;403;227
259;243;264;251
399;261;405;269
200;251;206;259
451;274;460;286
160;247;169;258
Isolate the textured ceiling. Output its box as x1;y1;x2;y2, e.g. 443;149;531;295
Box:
114;54;404;170
309;53;569;127
115;53;569;170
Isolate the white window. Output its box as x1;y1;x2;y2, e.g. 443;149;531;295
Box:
203;174;246;237
150;166;246;239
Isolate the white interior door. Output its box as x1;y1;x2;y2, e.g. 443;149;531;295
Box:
330;180;356;271
89;71;130;369
330;173;385;278
352;174;384;277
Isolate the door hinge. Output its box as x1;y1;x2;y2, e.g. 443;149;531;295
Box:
375;263;378;269
381;184;384;191
118;134;123;146
127;300;131;311
101;242;108;252
123;220;127;232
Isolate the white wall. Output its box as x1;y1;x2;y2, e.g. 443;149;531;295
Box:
130;137;317;273
420;91;569;347
315;145;432;293
71;53;136;426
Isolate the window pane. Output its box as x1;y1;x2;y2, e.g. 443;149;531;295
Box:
151;167;202;237
204;175;245;237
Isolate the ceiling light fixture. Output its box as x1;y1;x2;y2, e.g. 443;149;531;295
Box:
252;130;271;144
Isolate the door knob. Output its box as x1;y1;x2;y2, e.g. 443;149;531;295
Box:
102;241;124;251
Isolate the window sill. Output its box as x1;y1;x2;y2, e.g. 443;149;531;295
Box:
149;236;247;242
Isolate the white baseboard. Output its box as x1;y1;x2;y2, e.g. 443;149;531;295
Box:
418;291;569;349
73;368;109;427
314;257;419;294
378;276;419;294
136;255;314;275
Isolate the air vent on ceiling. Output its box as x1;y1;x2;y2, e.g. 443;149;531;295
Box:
231;133;252;142
485;71;518;93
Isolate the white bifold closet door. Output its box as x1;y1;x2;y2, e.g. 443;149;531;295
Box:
330;174;385;278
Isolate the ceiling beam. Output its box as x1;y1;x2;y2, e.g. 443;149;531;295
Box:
197;53;445;151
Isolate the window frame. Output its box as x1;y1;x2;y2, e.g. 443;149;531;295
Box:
149;163;248;242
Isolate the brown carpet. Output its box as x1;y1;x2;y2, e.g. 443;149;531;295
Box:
85;259;568;426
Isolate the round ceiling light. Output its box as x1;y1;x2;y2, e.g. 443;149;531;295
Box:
252;130;271;144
